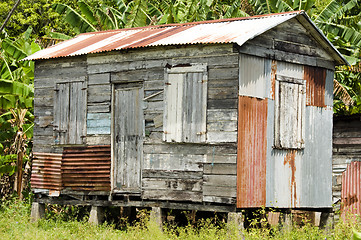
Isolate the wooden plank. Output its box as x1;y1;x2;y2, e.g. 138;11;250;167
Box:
204;164;237;175
203;196;236;204
142;178;202;191
143;153;205;171
207;109;237;121
87;113;111;135
203;175;236;187
87;85;111;103
88;73;110;85
208;67;238;80
208;87;238;99
111;69;164;82
208;99;237;109
142;170;203;179
144;143;237;155
207;132;237;143
142;189;202;202
203;185;236;198
87;103;110;113
238;42;335;70
205;154;237;164
207;121;237;132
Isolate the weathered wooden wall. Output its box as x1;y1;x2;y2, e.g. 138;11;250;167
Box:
333;115;361;211
33;44;239;205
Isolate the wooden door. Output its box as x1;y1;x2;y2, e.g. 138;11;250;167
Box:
112;86;143;192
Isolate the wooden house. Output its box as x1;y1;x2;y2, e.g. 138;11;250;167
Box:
27;11;347;223
333;114;361;218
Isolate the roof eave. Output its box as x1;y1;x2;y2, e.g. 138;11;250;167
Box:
296;12;349;66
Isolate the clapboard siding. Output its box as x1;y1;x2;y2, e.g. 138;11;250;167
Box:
238;19;335;70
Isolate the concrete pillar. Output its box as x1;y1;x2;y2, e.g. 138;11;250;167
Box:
319;212;334;233
30;202;45;222
227;212;244;230
150;207;163;229
279;212;292;232
89;206;104;225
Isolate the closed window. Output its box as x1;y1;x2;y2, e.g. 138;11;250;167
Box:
274;75;305;149
54;81;87;144
163;64;207;143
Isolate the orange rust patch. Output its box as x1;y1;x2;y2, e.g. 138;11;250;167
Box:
284;150;297;207
270;60;277;100
304;66;326;107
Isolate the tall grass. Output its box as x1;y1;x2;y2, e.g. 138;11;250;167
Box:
0;200;359;240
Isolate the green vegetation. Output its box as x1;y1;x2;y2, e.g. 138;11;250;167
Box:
2;201;361;239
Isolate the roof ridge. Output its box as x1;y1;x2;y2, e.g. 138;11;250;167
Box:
80;11;304;36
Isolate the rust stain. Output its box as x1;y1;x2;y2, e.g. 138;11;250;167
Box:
284;150;297;207
31;152;63;190
270;60;277;99
341;161;361;218
25;11;305;61
31;146;111;192
237;96;268;208
62;145;111;191
304;66;326;107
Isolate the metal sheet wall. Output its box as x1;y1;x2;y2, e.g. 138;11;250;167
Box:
62;145;111;191
237;96;268;208
304;66;326;107
31;152;63;190
263;61;332;208
239;54;271;99
341;161;361;216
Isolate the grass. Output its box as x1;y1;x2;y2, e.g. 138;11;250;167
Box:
0;200;360;240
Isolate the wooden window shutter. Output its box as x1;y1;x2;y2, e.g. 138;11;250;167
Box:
54;82;87;145
163;64;207;143
274;75;305;149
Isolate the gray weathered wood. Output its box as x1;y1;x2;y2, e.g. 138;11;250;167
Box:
112;86;143;192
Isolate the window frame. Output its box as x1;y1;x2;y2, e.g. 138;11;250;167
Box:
163;63;208;143
274;75;306;149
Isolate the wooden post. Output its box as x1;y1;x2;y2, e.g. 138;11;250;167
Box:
30;202;45;222
150;207;163;229
89;206;104;225
227;212;244;230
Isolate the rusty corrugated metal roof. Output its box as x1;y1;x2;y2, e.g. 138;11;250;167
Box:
24;11;347;65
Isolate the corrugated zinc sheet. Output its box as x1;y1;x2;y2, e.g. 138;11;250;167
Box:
300;106;332;207
304;66;326;107
62;145;111;191
341;161;361;217
25;12;298;61
265;62;332;208
237;96;268;208
31;152;63;190
239;54;271;99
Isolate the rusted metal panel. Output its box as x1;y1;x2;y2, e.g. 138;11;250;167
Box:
24;11;346;65
341;161;361;217
31;152;63;190
266;74;332;209
304;65;326;107
237;96;268;208
24;12;298;61
62;145;111;191
239;54;271;99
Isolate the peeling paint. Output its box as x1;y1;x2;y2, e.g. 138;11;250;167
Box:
284;150;297;207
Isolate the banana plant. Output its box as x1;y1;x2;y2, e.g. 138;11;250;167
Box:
0;27;39;198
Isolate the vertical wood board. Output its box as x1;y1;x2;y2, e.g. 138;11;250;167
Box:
113;86;143;192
